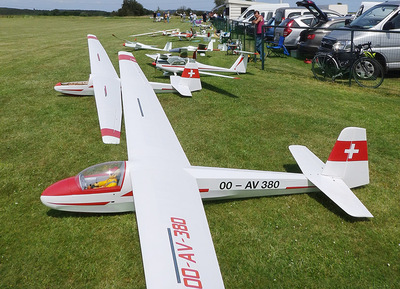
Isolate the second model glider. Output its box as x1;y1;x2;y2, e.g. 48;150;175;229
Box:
54;35;201;97
147;52;248;78
41;50;373;288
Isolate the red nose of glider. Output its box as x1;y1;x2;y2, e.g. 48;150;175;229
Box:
42;177;80;197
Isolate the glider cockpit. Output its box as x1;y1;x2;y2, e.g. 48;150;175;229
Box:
78;161;125;190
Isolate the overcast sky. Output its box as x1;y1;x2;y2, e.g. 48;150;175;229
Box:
0;0;362;13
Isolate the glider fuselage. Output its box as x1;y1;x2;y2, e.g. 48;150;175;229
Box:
41;160;317;213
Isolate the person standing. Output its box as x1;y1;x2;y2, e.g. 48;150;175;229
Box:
252;11;264;59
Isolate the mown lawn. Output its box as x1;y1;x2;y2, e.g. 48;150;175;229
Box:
0;15;399;288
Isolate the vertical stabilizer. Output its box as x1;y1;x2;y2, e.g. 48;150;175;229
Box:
230;54;248;73
322;127;369;188
163;41;172;51
170;60;201;96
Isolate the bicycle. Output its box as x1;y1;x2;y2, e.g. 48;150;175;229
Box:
311;42;384;88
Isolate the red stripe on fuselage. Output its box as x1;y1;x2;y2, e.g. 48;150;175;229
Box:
50;201;110;206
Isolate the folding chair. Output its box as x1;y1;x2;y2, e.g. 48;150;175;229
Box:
266;36;290;57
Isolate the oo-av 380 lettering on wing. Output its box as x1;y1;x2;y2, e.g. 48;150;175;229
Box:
168;217;203;288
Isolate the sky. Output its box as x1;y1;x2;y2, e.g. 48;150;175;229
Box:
0;0;363;13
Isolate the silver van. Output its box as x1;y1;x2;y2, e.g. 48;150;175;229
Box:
320;1;400;71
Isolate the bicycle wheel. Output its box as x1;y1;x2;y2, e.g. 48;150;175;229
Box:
352;57;384;88
312;53;339;82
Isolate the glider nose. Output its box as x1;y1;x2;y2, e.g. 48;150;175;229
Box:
41;177;81;208
123;42;126;47
55;82;61;86
152;62;156;66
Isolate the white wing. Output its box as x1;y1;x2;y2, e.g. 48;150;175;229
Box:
87;34;122;144
118;51;225;288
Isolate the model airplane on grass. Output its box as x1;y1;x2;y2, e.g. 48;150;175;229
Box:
147;53;248;79
54;36;201;97
123;39;172;51
42;45;372;288
169;39;217;55
129;28;180;37
169;29;213;41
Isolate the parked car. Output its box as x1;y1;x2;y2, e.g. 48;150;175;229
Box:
274;6;342;26
274;1;343;50
319;1;400;72
274;15;318;49
298;17;350;57
264;17;276;41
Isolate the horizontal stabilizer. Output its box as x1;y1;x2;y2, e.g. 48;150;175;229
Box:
289;145;373;218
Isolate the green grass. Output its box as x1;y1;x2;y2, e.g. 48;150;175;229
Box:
1;16;399;288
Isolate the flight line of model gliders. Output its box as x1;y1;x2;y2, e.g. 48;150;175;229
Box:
44;24;373;289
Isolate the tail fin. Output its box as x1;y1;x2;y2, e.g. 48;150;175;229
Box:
206;39;215;51
289;127;372;218
230;54;248;73
163;41;172;51
170;60;201;97
322;127;369;188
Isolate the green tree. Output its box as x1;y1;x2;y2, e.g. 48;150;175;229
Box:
117;0;149;16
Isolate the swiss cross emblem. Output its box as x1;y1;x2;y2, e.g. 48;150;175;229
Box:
328;141;368;162
187;69;195;78
344;143;359;159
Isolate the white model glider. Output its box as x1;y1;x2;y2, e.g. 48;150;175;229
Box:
54;35;201;97
123;40;172;51
129;28;180;37
147;53;248;79
41;50;373;288
169;39;216;54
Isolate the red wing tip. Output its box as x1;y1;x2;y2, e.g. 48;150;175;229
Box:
118;54;136;62
234;77;240;79
87;35;98;40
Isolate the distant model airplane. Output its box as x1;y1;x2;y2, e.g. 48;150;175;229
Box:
54;36;200;97
129;28;180;37
41;48;372;288
169;28;213;41
147;52;248;79
169;39;217;55
123;40;172;51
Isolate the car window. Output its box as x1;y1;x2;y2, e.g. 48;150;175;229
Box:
301;18;315;26
329;21;345;29
288;12;301;18
350;4;398;28
388;12;400;29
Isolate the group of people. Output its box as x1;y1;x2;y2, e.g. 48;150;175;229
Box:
153;11;170;23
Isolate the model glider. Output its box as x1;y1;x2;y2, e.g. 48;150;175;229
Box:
129;28;180;37
169;39;217;55
54;36;201;97
169;29;213;41
42;51;373;288
123;40;172;51
147;53;248;79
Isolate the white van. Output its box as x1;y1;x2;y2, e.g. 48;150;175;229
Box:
237;3;290;23
320;1;400;71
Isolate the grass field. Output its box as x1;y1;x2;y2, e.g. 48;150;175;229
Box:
1;15;399;288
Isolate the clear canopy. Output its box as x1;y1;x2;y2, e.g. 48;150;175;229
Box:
77;161;125;190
